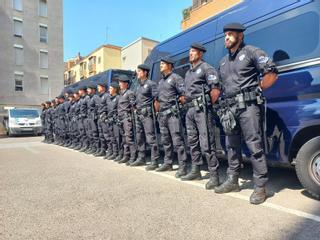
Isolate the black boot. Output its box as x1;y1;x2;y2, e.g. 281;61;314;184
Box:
108;153;118;160
94;149;105;157
130;157;146;167
156;164;173;172
250;187;267;205
145;160;158;171
79;145;88;152
74;144;82;151
205;173;220;190
181;165;202;181
175;162;187;178
114;154;123;162
126;157;136;166
118;156;129;164
104;151;113;159
214;175;240;193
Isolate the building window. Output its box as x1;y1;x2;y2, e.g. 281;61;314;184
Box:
122;56;126;62
13;18;23;37
39;0;47;17
40;76;49;94
39;25;48;43
40;50;48;68
14;73;23;91
14;45;23;66
98;56;101;64
12;0;22;11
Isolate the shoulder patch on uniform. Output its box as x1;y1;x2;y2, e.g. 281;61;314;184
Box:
239;54;246;61
144;84;148;89
258;56;269;64
196;68;202;74
208;75;217;81
167;78;172;83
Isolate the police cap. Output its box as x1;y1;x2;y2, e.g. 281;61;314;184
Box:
160;57;175;66
87;83;97;90
78;85;87;91
223;22;246;33
137;64;150;72
190;43;206;53
117;74;130;83
109;82;119;89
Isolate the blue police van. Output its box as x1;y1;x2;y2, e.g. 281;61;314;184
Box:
64;69;134;93
145;0;320;199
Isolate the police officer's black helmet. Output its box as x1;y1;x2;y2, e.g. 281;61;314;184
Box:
223;22;246;33
190;43;206;53
160;57;175;66
137;64;150;72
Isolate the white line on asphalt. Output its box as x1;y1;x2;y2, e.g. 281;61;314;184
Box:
133;166;320;223
50;145;320;223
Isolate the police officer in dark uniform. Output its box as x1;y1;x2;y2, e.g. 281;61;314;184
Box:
181;43;221;190
95;81;109;157
78;86;90;152
131;64;160;170
40;103;46;141
57;94;67;146
154;57;188;175
106;82;122;161
68;90;78;149
72;88;83;150
215;23;278;204
86;83;101;154
64;90;73;147
45;101;54;143
117;75;137;165
52;97;60;144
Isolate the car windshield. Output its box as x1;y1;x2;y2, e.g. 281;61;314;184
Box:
10;109;39;118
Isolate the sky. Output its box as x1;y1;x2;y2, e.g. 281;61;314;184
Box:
63;0;191;61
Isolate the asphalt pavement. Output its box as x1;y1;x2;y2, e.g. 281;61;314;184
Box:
0;136;319;240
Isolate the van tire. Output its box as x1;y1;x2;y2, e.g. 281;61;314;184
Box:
295;136;320;200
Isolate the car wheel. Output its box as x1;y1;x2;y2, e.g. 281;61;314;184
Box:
295;136;320;200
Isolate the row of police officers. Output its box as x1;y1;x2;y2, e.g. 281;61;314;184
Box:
40;23;278;205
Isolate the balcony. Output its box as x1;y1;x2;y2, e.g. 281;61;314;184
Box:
88;63;96;74
80;69;87;79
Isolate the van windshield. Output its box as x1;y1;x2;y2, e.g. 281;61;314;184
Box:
10;109;39;118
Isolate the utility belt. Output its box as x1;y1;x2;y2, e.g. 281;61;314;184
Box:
106;116;115;124
136;105;152;116
184;94;211;111
218;87;264;134
220;87;264;110
158;105;179;117
118;112;132;121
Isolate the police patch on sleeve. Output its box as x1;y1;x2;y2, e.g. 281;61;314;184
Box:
208;75;217;82
196;68;202;74
258;56;269;64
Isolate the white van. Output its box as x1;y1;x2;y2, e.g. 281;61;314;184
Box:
3;108;42;136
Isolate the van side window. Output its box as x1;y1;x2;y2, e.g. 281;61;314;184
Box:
246;12;319;65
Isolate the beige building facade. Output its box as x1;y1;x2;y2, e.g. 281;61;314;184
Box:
121;37;159;71
64;44;122;84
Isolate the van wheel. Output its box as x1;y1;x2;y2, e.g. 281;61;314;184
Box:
295;136;320;200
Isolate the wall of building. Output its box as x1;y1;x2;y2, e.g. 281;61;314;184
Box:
121;37;159;71
0;0;64;110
